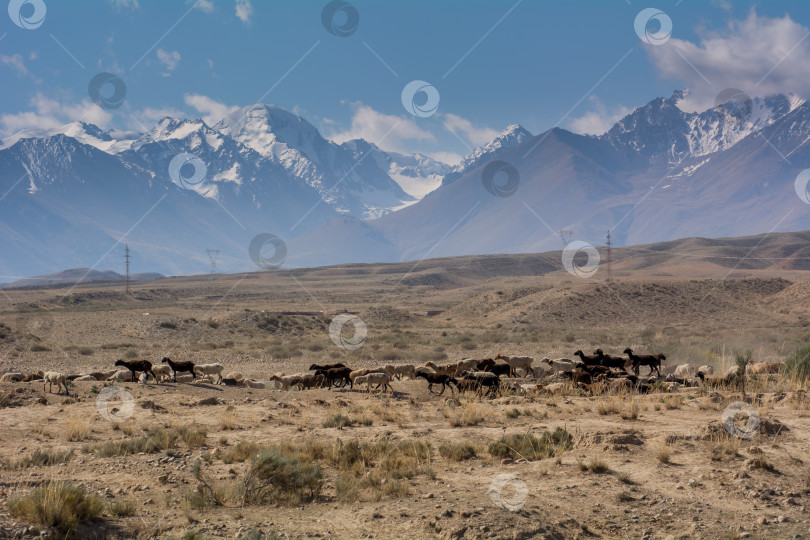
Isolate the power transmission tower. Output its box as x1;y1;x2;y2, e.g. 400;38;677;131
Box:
559;229;573;247
605;231;613;282
125;244;131;294
206;249;220;281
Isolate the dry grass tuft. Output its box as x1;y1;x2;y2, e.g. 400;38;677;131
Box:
8;482;104;534
64;417;93;442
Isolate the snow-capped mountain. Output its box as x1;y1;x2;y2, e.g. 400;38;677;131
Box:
285;92;810;268
3;92;810;278
441;124;532;186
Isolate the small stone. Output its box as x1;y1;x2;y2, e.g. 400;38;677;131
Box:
501;458;514;465
757;516;768;526
440;509;454;518
777;515;788;523
422;493;435;499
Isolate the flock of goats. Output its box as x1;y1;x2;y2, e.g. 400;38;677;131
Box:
0;347;786;397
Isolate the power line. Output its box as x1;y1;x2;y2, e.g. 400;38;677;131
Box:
559;229;573;247
124;244;131;294
206;249;220;281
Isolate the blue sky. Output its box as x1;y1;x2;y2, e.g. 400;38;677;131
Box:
3;0;810;163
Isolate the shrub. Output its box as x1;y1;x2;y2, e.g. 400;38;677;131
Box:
240;450;323;505
784;344;810;382
8;482;104;534
439;442;477;461
322;413;355;428
14;448;74;469
159;322;177;330
488;428;573;461
222;441;261;464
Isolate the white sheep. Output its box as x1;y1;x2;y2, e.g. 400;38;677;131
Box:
194;363;224;384
0;372;24;383
354;372;392;394
241;379;265;389
673;364;695;378
107;370;133;382
541;358;575;373
151;365;172;382
73;375;97;382
495;354;536;378
43;371;67;395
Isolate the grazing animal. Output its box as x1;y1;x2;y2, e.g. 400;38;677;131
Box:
560;369;593;385
416;372;457;395
1;372;25;383
314;367;353;390
43;372;67;395
108;370;133;382
481;363;511;377
494;354;535;378
88;371;113;381
73;375;97;382
623;348;663;377
151;365;172;382
573;350;601;367
114;359;156;382
414;366;436;376
161;357;195;382
673;364;695;378
748;361;783;375
458;371;500;395
221;378;240;387
541;358;575;373
22;371;45;382
454;358;480;375
308;363;346;371
392;364;416;380
593;349;628;370
424;361;456;376
194;363;225;384
349;368;387;381
355;372;393;394
269;373;303;390
697;365;714;376
297;374;327;390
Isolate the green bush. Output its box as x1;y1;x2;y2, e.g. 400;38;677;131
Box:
489;428;573;460
8;482;104;534
785;344;810;382
240;450;322;505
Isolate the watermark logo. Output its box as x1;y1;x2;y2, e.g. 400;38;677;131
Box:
714;88;753;125
488;473;528;512
481;160;520;198
96;386;135;423
8;0;46;29
88;72;127;110
329;313;367;350
321;0;359;37
249;233;287;269
794;169;810;205
722;401;760;439
561;241;600;278
634;8;672;46
401;80;440;118
169;153;208;189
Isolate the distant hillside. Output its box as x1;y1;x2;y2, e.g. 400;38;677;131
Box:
0;268;163;289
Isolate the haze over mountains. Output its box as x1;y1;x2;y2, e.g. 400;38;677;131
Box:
1;91;809;279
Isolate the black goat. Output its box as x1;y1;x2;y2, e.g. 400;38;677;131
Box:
161;357;196;382
114;359;156;382
416;372;457;395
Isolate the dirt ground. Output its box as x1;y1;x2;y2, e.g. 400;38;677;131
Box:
1;254;810;539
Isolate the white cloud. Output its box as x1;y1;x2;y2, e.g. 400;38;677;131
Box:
194;0;214;13
647;10;810;112
427;151;463;166
1;54;29;77
184;93;239;125
235;0;253;24
128;107;186;131
156;49;181;75
568;96;632;136
0;94;113;136
326;103;436;153
441;113;499;147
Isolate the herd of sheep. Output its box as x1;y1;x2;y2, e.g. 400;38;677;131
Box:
0;349;786;397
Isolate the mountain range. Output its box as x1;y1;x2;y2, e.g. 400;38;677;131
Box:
1;91;809;279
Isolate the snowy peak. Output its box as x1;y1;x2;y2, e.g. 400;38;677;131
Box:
214;105;325;161
602;91;804;165
442;123;532;186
